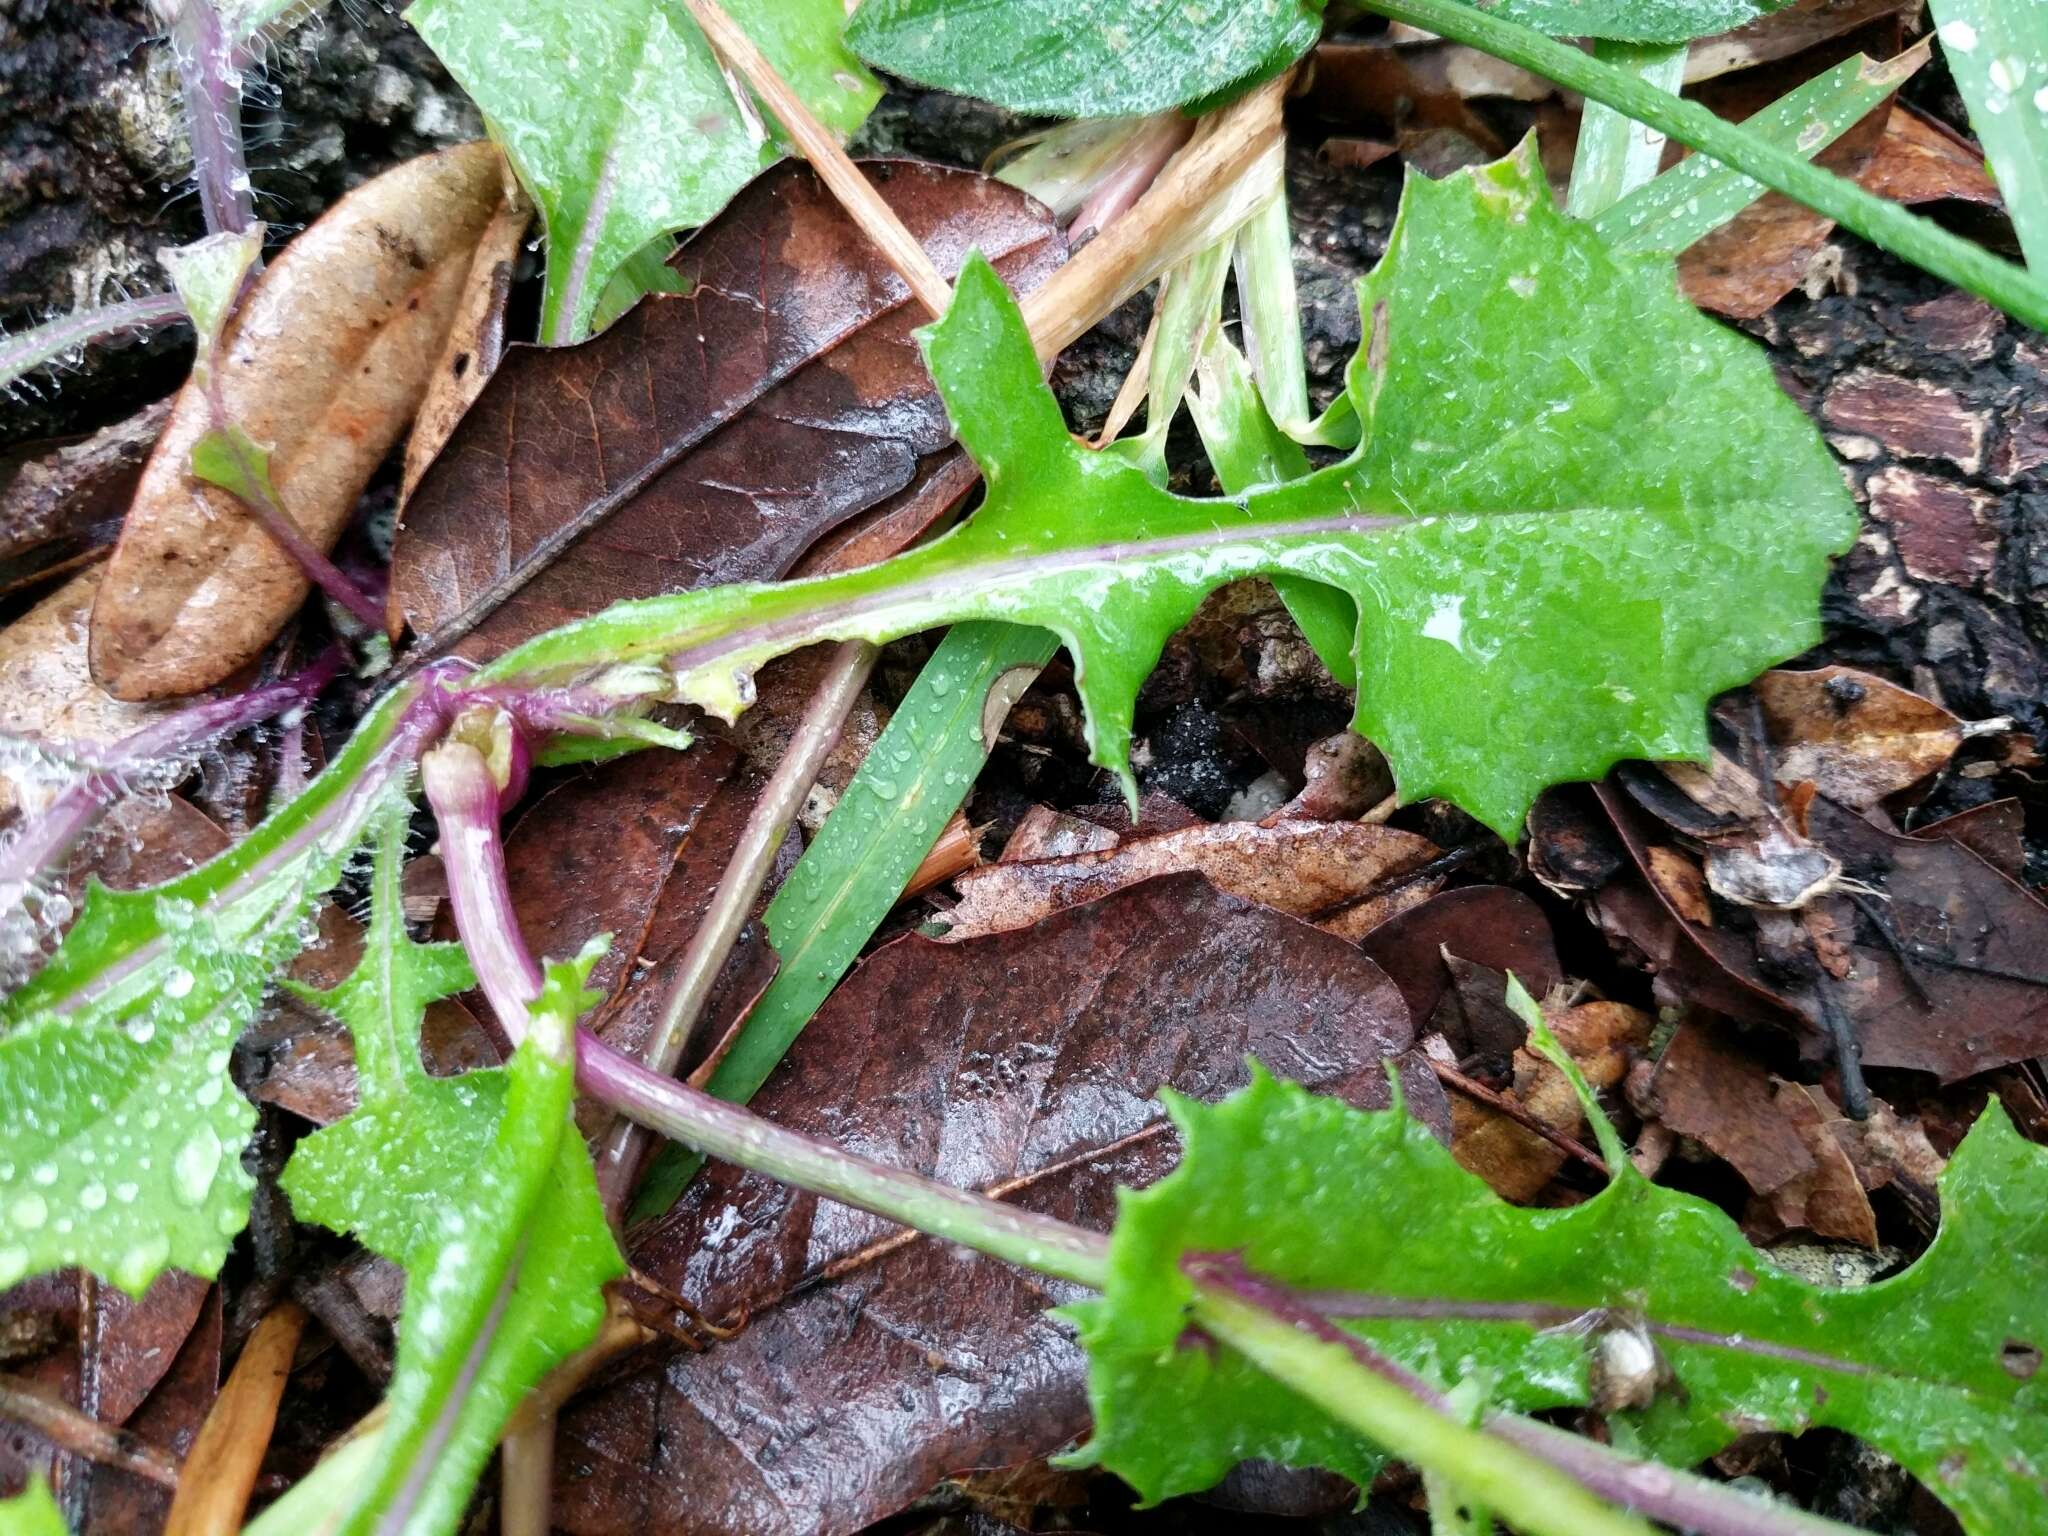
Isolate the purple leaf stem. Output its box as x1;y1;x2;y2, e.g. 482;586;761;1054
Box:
0;293;189;393
420;738;539;1051
162;0;256;237
1184;1254;1866;1536
1;644;346;895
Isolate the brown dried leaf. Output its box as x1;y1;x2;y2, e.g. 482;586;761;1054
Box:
398;191;531;507
557;875;1441;1536
1683;0;1918;82
1678;99;1992;319
1746;1081;1879;1249
72;1288;221;1536
1755;664;1989;807
91;141;512;699
0;567;167;780
941;817;1443;942
497;740;781;1088
1650;1019;1817;1195
1912;798;2027;878
390;161;1063;662
1356;886;1563;1028
1597;782;2048;1081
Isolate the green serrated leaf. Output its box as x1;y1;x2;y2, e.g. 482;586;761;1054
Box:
0;684;422;1296
189;421;278;508
1486;0;1796;42
1069;1068;2048;1534
484;143;1856;838
845;0;1325;117
0;1477;66;1536
1929;0;2048;273
408;0;878;342
279;802;622;1536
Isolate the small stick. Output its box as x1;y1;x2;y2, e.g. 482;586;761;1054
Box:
163;1301;307;1536
677;0;954;319
1020;73;1289;361
0;1372;183;1490
1426;1057;1611;1180
590;638;875;1209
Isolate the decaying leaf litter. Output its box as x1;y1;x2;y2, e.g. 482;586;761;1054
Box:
3;0;2048;1532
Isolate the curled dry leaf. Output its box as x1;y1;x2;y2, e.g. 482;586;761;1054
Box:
1755;664;2004;807
1597;782;2048;1082
90;141;512;699
0;400;170;600
940;817;1447;943
397;191;532;507
558;875;1441;1536
390;161;1063;662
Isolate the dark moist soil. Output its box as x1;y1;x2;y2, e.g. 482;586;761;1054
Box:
4;8;2046;1535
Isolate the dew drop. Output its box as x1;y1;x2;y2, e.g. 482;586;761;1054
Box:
113;1234;170;1292
11;1192;48;1229
0;1248;26;1289
1939;19;1978;51
172;1127;223;1207
162;967;195;999
79;1182;107;1211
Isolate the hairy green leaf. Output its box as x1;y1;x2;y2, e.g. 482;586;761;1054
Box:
482;144;1855;838
408;0;879;341
1486;0;1796;42
1068;1066;2048;1533
1595;49;1929;256
279;802;621;1536
844;0;1324;117
0;683;424;1296
1929;0;2048;272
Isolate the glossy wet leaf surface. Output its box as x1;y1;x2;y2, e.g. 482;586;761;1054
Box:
279;804;621;1536
407;0;878;340
1073;1068;2048;1534
489;145;1856;839
844;0;1323;117
558;874;1440;1536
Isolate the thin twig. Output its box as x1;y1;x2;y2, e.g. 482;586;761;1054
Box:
591;638;877;1212
1426;1057;1611;1179
677;0;954;318
0;1372;182;1489
163;1301;307;1536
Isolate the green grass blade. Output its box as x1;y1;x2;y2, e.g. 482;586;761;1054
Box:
1567;41;1687;219
627;620;1057;1222
1597;47;1929;255
1929;0;2048;271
